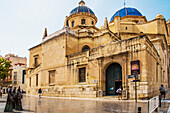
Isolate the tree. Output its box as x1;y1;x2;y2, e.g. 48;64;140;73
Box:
0;58;12;80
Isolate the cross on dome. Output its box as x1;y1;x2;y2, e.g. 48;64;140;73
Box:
124;0;126;7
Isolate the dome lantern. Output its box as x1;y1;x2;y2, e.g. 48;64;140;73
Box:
79;0;85;6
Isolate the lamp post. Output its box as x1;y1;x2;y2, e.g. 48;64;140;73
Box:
135;74;137;103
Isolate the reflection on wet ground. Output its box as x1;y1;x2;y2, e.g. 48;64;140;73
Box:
21;95;148;113
1;94;169;113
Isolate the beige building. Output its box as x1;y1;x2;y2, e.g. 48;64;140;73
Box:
13;63;27;91
27;1;169;99
1;54;27;90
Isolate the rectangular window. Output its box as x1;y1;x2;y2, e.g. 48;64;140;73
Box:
36;74;38;86
81;19;85;25
30;78;31;87
14;72;17;84
22;70;26;84
35;57;38;67
156;63;158;82
161;68;163;82
10;69;12;80
79;67;86;82
163;71;165;82
49;70;55;84
72;21;74;27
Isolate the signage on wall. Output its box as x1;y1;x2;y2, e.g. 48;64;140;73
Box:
131;60;140;75
126;74;139;79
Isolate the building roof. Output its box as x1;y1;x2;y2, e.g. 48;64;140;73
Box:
110;7;142;22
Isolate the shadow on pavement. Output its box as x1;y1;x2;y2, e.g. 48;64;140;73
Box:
13;109;34;113
0;101;6;103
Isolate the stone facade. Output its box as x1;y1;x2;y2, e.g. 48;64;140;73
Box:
27;1;169;99
13;63;27;91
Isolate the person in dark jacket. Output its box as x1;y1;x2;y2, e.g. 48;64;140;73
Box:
159;84;166;99
38;88;42;98
4;89;13;112
14;86;23;111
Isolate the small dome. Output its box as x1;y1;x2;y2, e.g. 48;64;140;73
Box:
70;6;95;16
69;0;95;16
110;7;142;22
155;13;164;19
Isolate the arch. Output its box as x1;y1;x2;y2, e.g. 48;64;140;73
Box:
82;45;90;52
105;63;122;95
92;21;94;25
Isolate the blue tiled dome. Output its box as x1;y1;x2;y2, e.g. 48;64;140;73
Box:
70;6;95;16
110;7;142;22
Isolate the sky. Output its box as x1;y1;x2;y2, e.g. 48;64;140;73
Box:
0;0;170;63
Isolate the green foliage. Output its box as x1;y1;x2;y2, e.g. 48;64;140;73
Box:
0;58;12;80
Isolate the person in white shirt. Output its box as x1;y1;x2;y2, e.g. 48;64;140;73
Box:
116;87;122;100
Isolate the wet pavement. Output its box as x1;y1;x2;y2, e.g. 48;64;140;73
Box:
0;89;170;113
12;96;149;113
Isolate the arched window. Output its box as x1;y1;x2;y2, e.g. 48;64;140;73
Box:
82;45;90;52
81;19;86;25
72;21;74;27
92;21;94;25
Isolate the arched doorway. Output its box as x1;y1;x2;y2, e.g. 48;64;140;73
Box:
106;63;122;95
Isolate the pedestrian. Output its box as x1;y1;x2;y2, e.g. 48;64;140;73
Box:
159;84;166;99
38;88;42;98
14;86;23;111
116;87;122;100
0;89;2;98
21;89;23;94
12;87;16;109
8;88;10;92
4;89;13;112
13;87;16;94
6;88;8;94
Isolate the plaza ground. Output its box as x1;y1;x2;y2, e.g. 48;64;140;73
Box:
0;89;170;113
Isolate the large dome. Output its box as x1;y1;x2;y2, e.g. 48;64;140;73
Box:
110;7;142;22
70;6;95;16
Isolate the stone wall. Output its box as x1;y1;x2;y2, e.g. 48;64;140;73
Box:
27;84;97;98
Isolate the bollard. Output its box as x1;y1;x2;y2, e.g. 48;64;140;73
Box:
159;95;161;107
138;107;141;113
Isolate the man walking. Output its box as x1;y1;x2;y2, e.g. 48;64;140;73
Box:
116;87;122;100
38;88;42;98
159;84;166;99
